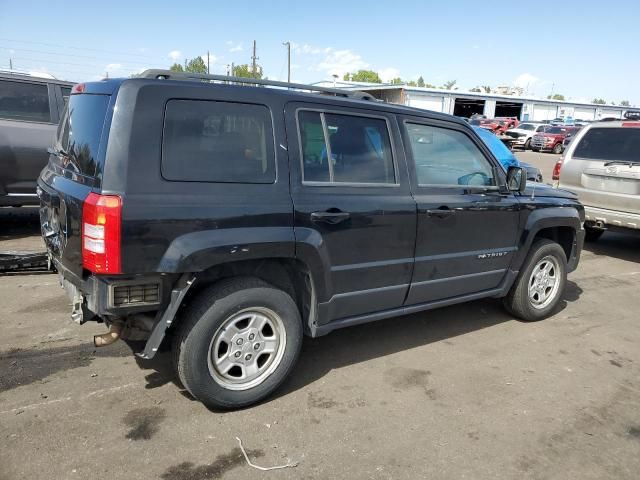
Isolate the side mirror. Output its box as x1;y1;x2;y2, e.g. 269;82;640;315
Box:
506;166;527;192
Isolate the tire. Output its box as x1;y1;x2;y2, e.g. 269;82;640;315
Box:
584;226;604;242
173;277;302;409
503;239;567;321
524;138;531;150
553;143;563;154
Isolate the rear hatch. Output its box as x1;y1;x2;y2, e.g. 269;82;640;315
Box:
38;88;113;278
560;125;640;214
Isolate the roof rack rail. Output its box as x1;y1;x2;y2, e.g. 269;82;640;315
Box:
138;69;378;101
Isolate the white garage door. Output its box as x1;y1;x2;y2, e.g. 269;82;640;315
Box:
574;107;595;121
408;95;444;112
532;104;557;121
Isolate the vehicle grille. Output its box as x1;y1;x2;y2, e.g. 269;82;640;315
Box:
531;136;546;148
111;283;160;307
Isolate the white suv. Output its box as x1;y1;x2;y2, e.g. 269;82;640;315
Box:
554;113;640;241
505;122;549;150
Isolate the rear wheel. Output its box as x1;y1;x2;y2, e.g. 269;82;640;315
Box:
584;225;604;242
553;143;563;154
174;277;302;409
503;239;567;321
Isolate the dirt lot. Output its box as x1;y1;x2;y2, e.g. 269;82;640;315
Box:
1;182;640;479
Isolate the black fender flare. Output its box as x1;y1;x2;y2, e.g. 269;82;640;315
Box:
513;206;582;271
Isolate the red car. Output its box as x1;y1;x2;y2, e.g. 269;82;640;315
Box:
496;117;519;130
530;126;580;154
470;118;507;134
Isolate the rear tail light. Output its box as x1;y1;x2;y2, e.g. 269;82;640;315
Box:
82;193;122;274
552;157;563;181
622;122;640;128
71;83;86;94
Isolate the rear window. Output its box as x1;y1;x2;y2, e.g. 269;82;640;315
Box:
56;94;110;176
0;79;50;122
573;128;640;161
162;99;275;183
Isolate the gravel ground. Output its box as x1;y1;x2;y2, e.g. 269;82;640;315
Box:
1;187;639;480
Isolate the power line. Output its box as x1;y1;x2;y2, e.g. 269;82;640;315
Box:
0;37;152;59
0;46;156;67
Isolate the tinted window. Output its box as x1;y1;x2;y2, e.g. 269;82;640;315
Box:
547;127;566;134
162;100;275;183
56;94;110;176
0;80;50;122
518;124;535;131
406;123;495;186
573;128;640;161
61;87;71;106
298;111;395;184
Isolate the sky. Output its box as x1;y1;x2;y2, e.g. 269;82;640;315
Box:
1;0;639;105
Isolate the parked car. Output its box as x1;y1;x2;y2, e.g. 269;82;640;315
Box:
38;70;585;409
554;112;640;241
473;127;543;182
470;118;507;134
495;116;519;130
531;126;580;154
505;122;550;150
0;71;74;207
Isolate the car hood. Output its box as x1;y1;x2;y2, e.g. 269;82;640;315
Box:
521;182;577;199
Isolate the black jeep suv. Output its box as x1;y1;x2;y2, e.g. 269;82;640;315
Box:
38;70;585;409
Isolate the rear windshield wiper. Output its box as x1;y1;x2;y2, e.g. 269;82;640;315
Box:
603;160;640;167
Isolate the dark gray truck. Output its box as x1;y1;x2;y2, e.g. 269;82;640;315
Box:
0;71;73;207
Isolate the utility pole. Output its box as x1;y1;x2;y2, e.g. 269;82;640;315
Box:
231;62;234;76
9;58;13;70
251;40;258;78
282;41;291;83
207;51;210;74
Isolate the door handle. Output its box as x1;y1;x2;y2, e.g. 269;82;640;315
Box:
310;210;351;224
426;208;455;218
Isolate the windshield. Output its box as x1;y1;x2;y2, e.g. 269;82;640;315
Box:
573;127;640;161
547;127;566;134
517;124;536;131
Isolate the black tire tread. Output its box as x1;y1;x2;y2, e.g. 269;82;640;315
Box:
503;239;567;321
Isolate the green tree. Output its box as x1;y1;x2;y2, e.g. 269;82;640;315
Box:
343;70;382;83
482;85;491;93
407;80;417;86
186;56;207;74
443;80;457;90
620;100;630;106
390;77;403;85
592;98;606;104
232;63;263;79
424;82;436;88
169;63;184;72
470;87;482;92
417;76;425;87
547;94;565;101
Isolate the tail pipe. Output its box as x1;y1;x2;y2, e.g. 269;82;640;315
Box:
94;323;123;347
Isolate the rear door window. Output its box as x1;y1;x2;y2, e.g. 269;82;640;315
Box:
0;79;51;122
573;128;640;161
162;100;275;183
298;110;396;184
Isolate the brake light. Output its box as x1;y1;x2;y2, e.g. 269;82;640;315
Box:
82;193;122;274
71;83;86;94
552;158;563;181
622;122;640;128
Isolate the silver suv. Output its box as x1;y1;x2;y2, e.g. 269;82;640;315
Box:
554;112;640;241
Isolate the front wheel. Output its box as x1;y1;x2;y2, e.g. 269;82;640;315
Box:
553;143;563;154
503;239;567;321
174;277;302;409
524;138;531;150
